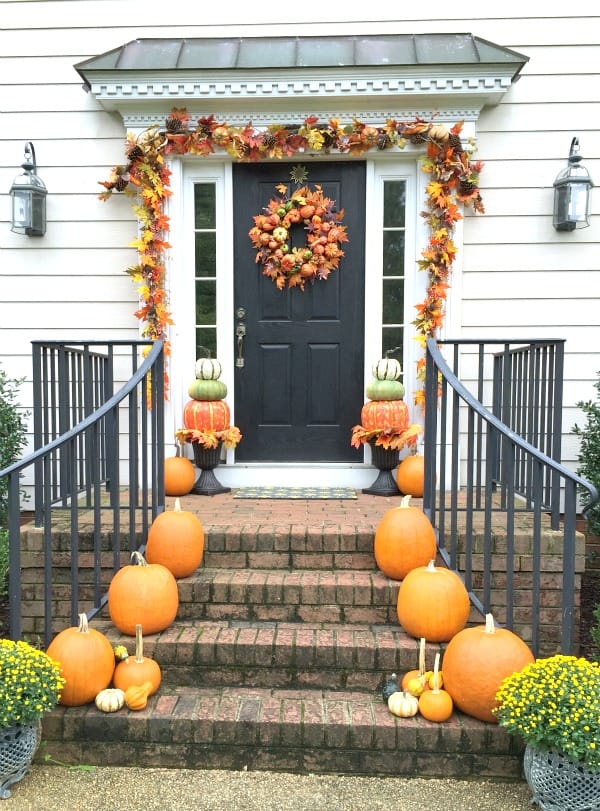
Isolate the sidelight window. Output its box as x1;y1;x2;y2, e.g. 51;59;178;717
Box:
381;180;406;361
194;183;217;359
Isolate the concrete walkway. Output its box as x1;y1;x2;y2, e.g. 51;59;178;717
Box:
8;765;533;810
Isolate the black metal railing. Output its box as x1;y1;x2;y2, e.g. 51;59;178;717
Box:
0;339;166;644
423;338;598;656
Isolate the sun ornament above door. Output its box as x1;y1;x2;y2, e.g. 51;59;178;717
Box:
75;33;528;130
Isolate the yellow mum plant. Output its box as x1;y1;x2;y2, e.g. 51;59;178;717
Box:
0;639;65;728
494;654;600;771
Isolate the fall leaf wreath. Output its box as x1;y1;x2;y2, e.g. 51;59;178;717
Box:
248;181;348;290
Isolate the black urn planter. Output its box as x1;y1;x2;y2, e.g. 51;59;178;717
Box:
362;442;401;496
190;442;230;496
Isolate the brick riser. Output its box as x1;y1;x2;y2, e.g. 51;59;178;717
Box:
38;521;522;778
41;686;524;778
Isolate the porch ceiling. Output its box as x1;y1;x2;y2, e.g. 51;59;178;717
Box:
75;33;529;129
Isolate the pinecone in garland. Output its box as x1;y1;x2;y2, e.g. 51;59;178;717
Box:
377;133;392;151
458;179;477;196
261;131;277;149
447;133;463;152
114;176;129;192
408;133;427;145
165;116;183;134
127;145;144;162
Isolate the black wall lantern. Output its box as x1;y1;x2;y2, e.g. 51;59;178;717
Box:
9;142;47;236
553;137;593;231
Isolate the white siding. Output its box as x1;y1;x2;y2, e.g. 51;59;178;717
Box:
1;4;599;477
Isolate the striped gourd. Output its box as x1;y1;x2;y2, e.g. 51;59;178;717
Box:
183;399;230;432
372;358;402;381
194;358;222;380
361;399;409;432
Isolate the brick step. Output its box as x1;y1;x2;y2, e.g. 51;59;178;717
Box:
40;685;524;779
202;527;377;571
95;619;436;691
174;568;399;624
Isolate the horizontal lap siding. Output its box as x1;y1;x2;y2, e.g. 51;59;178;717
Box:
0;6;598;477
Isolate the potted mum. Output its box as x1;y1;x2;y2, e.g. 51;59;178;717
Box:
494;655;600;810
0;638;65;798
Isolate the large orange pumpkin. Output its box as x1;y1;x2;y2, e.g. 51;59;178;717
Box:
113;623;161;696
373;495;437;580
442;613;535;722
145;497;205;578
396;454;424;497
396;560;470;642
108;551;179;636
164;454;196;497
46;613;115;706
183;399;230;431
360;399;409;432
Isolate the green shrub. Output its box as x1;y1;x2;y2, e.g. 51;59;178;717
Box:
592;602;600;654
573;371;600;536
0;530;7;600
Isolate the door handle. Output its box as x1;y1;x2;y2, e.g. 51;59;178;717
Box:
235;321;246;368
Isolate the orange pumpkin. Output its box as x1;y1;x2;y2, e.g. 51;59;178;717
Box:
145;497;205;578
113;623;161;696
108;551;179;636
418;653;453;722
442;613;534;723
396;454;424;497
183;399;230;432
46;613;115;706
164;453;196;497
397;560;470;642
360;399;409;432
373;495;436;580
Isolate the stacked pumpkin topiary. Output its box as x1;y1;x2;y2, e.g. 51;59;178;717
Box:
183;357;231;435
361;357;408;437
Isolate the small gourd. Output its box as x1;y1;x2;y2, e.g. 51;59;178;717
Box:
381;673;400;703
113;624;161;695
387;690;419;718
94;687;125;713
401;637;429;697
124;681;153;711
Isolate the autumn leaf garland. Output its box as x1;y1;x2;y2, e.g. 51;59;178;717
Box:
100;111;484;401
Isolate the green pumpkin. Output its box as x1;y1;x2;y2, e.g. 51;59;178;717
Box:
366;378;405;401
188;378;228;401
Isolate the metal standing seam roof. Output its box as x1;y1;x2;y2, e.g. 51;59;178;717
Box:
75;34;529;80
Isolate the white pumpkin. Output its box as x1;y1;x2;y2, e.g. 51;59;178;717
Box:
372;358;402;381
387;690;419;718
194;358;222;380
95;688;126;713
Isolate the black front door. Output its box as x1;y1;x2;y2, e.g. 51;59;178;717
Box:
233;161;365;462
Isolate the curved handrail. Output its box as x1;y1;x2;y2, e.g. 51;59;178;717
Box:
0;338;165;479
425;338;599;507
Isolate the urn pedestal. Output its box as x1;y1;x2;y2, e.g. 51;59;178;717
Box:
523;744;600;811
362;443;401;497
190;442;230;496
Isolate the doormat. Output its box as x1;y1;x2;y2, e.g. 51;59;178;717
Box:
233;486;357;500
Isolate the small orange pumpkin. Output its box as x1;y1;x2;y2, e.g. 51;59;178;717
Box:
373;495;436;580
113;623;161;696
397;560;470;642
164;450;195;497
46;613;115;706
396;454;424;497
418;653;453;722
442;613;535;723
145;498;204;578
108;551;179;636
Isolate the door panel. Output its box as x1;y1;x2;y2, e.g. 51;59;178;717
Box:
233;161;366;462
